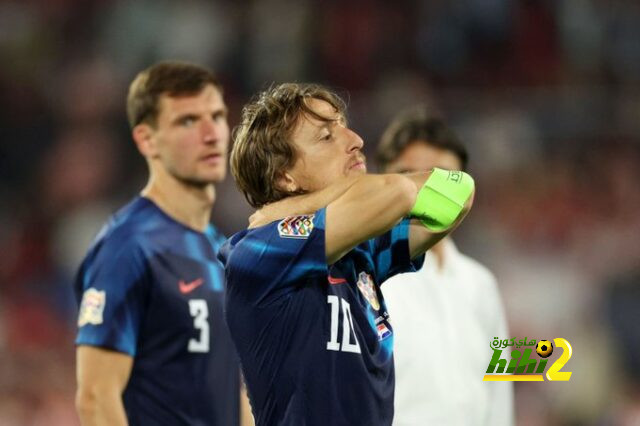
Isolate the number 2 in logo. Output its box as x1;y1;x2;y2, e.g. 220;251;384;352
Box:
546;338;572;381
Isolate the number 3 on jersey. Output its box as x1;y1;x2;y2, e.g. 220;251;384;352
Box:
188;299;209;352
327;295;361;354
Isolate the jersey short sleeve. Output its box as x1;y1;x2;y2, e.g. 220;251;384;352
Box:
75;238;150;356
220;209;328;305
370;217;424;284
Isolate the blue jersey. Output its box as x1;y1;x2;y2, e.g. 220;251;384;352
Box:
219;208;422;426
75;197;239;426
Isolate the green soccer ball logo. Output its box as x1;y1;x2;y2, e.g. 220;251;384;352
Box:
536;340;554;358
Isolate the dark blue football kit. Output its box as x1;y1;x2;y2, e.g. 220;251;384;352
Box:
75;197;239;425
220;207;422;426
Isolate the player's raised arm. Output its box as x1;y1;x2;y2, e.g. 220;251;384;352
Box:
324;173;416;263
325;168;474;264
248;175;361;228
405;170;474;259
231;83;474;265
76;346;132;426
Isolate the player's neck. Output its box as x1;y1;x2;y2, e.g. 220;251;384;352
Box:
142;169;215;233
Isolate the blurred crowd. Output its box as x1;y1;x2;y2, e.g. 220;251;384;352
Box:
1;0;639;424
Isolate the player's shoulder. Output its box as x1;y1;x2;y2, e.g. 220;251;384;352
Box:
218;219;282;266
89;197;170;255
219;212;322;267
205;222;227;244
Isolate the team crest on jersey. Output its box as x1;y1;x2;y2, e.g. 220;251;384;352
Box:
77;288;106;327
278;215;314;239
377;323;392;341
356;271;380;311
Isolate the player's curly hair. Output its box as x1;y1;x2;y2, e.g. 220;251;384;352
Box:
231;83;346;208
126;61;221;129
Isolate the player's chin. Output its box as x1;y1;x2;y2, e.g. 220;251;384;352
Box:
190;171;226;185
198;165;227;181
346;166;367;176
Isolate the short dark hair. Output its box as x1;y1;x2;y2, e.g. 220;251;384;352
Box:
376;107;468;171
231;83;347;208
126;61;221;129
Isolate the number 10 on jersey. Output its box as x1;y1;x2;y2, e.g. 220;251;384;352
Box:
327;295;361;354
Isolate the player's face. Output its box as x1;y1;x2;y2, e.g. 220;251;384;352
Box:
285;98;366;192
151;84;229;185
384;141;461;174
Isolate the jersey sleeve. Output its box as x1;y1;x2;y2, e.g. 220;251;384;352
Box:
221;209;327;305
370;218;424;284
75;237;150;356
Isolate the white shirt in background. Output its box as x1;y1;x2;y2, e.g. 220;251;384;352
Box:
383;239;513;426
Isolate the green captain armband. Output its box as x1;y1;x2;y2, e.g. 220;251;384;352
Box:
410;168;475;232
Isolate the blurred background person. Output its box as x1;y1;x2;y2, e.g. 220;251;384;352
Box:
74;61;248;426
377;108;513;426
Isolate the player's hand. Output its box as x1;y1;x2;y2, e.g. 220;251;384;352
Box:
248;208;271;228
249;200;295;228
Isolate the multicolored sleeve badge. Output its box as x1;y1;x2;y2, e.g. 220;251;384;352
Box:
278;215;315;239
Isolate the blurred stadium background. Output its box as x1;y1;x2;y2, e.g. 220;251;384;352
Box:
1;0;639;424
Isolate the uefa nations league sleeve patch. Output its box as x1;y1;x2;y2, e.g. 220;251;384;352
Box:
78;288;106;327
278;215;315;239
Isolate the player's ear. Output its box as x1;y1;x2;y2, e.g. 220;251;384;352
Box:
132;123;158;158
276;171;300;193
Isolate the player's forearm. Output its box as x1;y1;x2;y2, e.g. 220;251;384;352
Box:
407;221;448;258
404;172;430;192
343;173;419;219
76;387;128;426
76;347;132;426
325;174;418;263
406;168;475;257
249;175;361;227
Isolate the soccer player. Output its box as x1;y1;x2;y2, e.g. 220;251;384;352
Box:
74;61;248;425
377;108;513;425
219;83;475;425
